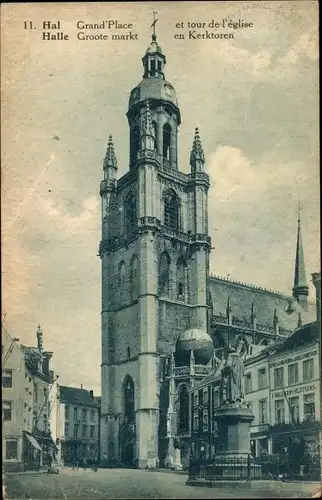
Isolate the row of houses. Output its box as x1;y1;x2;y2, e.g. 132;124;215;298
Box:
2;325;101;472
189;320;320;474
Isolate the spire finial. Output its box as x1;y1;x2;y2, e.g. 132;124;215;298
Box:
151;9;158;41
103;134;117;170
297;201;302;225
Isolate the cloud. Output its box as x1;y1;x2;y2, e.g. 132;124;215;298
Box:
208;146;258;203
200;26;318;83
41;194;99;233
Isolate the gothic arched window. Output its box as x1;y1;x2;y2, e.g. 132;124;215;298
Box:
123;376;135;423
130;125;140;167
176;257;186;301
163;123;171;160
118;261;127;305
159;251;170;296
129;254;139;301
124;192;137;235
164;190;179;230
178;385;189;432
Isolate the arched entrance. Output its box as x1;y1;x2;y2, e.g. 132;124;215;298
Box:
119;376;136;467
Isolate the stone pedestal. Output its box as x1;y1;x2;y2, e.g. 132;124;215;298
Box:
215;403;254;457
165;437;183;470
173;448;183;470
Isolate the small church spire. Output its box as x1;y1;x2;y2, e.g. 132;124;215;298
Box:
292;204;309;311
190;127;205;173
103;135;118;179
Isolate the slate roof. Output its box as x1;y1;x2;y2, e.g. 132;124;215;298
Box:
209;275;316;332
59;385;100;407
272;321;318;353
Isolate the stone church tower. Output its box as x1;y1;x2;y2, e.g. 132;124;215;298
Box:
99;29;212;468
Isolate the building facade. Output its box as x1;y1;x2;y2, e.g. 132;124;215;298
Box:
59;386;100;466
21;325;59;469
269;322;320;463
2;325;58;471
99;25;316;468
2;328;25;472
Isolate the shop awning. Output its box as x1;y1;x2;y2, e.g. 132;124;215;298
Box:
24;433;42;451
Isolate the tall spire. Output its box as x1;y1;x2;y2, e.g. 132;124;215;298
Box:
292;204;309;310
190;127;205;173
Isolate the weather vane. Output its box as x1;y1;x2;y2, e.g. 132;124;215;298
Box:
151;9;158;40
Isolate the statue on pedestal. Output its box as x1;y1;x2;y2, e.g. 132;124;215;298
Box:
219;345;245;406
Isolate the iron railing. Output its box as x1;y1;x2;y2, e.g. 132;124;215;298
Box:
188;455;261;481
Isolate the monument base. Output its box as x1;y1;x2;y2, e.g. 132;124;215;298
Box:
186;402;261;488
186;478;251;489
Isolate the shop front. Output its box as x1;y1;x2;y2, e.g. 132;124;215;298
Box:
23;431;42;470
271;421;320;479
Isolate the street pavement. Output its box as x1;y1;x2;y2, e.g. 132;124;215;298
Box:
4;467;321;499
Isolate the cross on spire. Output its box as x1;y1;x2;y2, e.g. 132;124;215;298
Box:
151;9;158;40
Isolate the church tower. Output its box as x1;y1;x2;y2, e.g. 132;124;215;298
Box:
99;20;211;468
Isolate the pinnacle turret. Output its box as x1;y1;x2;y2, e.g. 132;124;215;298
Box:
190;127;205;173
226;295;232;317
140;101;156;151
103;135;117;171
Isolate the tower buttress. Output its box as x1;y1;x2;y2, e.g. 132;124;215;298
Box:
292;209;309;311
188;127;211;331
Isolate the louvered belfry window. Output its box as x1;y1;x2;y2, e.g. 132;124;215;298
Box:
164;191;179;230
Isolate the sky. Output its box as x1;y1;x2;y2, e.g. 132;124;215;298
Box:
1;1;319;395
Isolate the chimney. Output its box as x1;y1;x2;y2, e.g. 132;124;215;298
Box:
81;384;83;389
90;390;94;399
